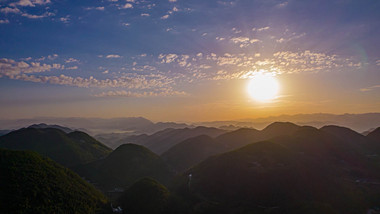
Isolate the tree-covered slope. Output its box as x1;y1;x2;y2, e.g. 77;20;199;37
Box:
0;128;112;167
161;135;225;173
117;177;171;214
76;144;173;190
0;149;108;214
173;130;380;214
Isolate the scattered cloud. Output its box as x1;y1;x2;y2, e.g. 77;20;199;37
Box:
60;16;70;23
93;89;186;98
360;85;380;92
161;14;169;19
0;19;10;24
230;37;261;48
47;54;58;60
276;1;288;8
21;11;54;19
66;66;78;70
85;7;105;11
121;3;133;9
65;58;79;63
10;0;51;7
105;54;121;58
0;7;21;14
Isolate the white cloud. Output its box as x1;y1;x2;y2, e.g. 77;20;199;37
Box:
106;54;121;58
66;66;78;70
60;16;70;23
21;12;54;19
85;7;105;11
0;19;10;24
257;26;270;32
122;23;130;27
169;0;177;2
230;37;261;48
360;85;380;92
47;54;58;60
93;90;186;98
10;0;51;7
65;58;79;63
0;7;21;14
276;2;288;8
121;3;133;9
161;14;169;19
141;13;150;16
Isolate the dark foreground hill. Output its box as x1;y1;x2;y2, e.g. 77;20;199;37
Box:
171;126;380;214
367;127;380;142
0;149;108;214
0;128;112;168
117;177;172;214
75;144;173;190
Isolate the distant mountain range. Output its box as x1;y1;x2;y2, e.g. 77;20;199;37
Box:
111;126;227;154
0;117;190;135
195;113;380;132
0;113;378;136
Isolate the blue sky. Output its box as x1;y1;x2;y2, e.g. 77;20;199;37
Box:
0;0;379;121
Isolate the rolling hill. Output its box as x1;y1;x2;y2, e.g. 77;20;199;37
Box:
117;177;171;214
75;144;173;190
116;126;227;154
0;149;108;214
0;128;112;167
161;135;225;173
171;126;380;213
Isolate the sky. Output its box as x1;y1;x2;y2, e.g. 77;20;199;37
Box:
0;0;379;122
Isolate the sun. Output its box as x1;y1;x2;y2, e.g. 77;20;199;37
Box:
247;73;279;102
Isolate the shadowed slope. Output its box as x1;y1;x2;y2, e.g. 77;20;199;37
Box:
0;149;107;214
0;128;112;167
161;135;225;172
76;144;173;190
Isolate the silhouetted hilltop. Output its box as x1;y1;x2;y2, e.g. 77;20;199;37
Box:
215;128;261;149
118;126;227;154
76;144;173;190
215;122;300;150
161;135;225;172
367;127;380;142
175;136;378;213
28;123;74;133
261;122;300;137
0;149;107;214
0;128;112;167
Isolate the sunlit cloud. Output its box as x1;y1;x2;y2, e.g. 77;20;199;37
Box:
360;85;380;92
0;19;10;24
93;89;186;98
105;54;121;59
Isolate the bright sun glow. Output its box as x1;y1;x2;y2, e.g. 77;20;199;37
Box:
247;74;279;102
